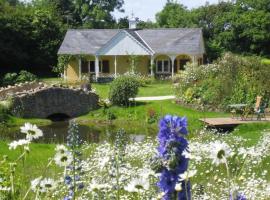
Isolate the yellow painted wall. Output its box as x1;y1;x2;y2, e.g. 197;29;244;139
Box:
66;57;79;82
65;54;203;80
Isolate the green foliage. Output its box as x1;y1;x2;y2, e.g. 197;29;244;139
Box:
109;75;140;106
124;73;155;87
2;73;18;86
16;70;37;83
0;0;124;72
0;0;65;71
0;104;9;124
54;55;73;74
156;0;270;60
107;110;116;121
262;58;270;65
146;107;158;124
156;1;195;28
175;53;270;109
2;70;37;86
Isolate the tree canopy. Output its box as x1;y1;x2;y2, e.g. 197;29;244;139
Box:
0;0;124;76
0;0;269;75
156;0;270;61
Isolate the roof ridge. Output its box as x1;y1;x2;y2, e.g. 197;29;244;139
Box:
138;28;202;31
123;30;153;54
67;28;203;31
133;31;155;54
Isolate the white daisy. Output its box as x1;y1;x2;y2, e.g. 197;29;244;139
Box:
157;192;165;199
87;181;110;191
20;123;43;140
9;139;30;150
54;152;73;167
39;178;57;193
31;177;42;192
179;170;197;181
210;141;232;165
175;183;182;191
124;177;149;193
0;186;11;191
55;144;68;154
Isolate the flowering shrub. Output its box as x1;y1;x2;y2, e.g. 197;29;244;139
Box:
175;53;270;110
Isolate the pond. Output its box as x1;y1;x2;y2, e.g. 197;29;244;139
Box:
0;120;155;144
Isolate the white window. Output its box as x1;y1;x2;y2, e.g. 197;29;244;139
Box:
156;59;171;73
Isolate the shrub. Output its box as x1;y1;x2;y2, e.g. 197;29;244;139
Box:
175;53;270;110
2;73;18;86
2;70;37;86
109;75;140;106
16;70;37;83
124;72;154;86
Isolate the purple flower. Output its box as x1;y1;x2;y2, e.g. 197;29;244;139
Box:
230;192;247;200
156;115;190;200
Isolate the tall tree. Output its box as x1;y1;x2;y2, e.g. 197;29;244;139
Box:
156;0;195;28
72;0;124;28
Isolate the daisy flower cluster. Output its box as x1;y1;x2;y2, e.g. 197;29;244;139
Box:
75;137;157;199
2;120;270;200
8;122;43;151
184;129;270;200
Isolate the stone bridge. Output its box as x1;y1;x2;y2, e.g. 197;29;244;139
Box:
5;82;99;119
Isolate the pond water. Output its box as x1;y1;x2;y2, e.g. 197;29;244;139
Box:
1;120;155;144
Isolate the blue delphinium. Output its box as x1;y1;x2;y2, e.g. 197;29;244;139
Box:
230;192;247;200
156;115;190;200
64;121;84;200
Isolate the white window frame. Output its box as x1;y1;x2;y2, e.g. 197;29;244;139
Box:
156;59;171;74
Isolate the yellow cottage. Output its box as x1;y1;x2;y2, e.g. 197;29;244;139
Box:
58;18;205;82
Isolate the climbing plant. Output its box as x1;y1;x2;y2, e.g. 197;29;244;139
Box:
53;55;73;75
54;54;92;76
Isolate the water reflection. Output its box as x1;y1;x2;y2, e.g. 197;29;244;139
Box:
1;121;153;144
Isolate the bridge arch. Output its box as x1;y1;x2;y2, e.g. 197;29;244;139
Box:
11;87;99;119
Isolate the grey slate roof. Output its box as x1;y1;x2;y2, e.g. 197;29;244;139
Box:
58;28;205;55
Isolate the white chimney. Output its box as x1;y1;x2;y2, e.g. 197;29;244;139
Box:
129;13;137;29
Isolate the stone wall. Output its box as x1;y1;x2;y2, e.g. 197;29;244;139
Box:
11;86;99;118
0;82;45;101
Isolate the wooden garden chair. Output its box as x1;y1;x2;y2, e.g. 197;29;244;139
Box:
253;96;266;120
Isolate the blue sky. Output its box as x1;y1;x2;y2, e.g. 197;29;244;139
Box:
113;0;219;21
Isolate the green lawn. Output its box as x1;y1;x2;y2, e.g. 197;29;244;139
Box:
92;81;174;99
40;77;174;99
77;100;229;136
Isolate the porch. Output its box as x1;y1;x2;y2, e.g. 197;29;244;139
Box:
64;54;204;81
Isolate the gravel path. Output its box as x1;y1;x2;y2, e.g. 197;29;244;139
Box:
131;95;176;101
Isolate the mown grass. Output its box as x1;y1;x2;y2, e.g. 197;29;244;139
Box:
93;81;174;99
40;77;174;99
77;100;229;136
6;115;51;127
